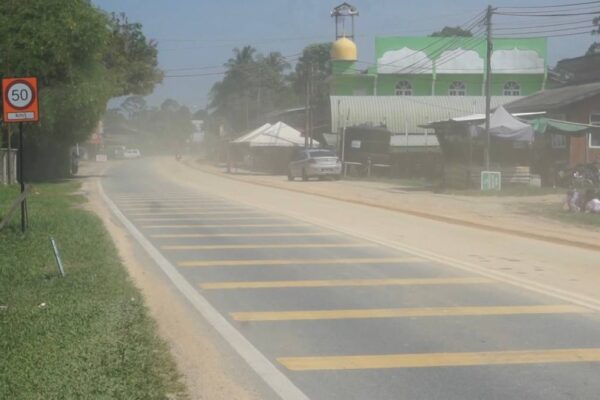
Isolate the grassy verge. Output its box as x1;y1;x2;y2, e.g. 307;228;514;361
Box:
0;182;187;399
443;185;565;197
516;201;600;230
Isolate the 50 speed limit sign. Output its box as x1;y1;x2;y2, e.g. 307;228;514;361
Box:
2;77;39;123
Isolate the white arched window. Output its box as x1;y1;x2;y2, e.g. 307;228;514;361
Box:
448;81;466;96
395;80;412;96
503;81;521;96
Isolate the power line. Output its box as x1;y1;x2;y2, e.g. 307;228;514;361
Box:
492;17;592;29
497;0;600;9
494;24;594;35
495;28;595;37
496;10;600;17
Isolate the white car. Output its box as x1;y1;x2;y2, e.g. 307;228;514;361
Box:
123;149;142;159
288;149;342;181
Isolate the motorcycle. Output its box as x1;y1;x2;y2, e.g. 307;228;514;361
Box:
557;163;600;188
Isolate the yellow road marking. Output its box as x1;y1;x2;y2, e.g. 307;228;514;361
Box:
136;216;277;222
151;232;336;238
278;348;600;371
128;211;262;216
231;305;590;321
142;223;310;229
162;243;375;251
180;257;426;267
200;276;490;288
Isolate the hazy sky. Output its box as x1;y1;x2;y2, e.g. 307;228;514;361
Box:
93;0;597;110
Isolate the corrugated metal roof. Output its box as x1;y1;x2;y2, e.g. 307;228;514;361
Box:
330;96;520;135
504;82;600;113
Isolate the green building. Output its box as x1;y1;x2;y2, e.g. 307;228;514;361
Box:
330;36;548;98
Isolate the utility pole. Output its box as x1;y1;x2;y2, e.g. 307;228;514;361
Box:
304;62;311;149
309;63;314;148
484;4;494;170
6;125;12;184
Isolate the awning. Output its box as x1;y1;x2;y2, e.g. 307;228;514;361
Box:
528;118;600;135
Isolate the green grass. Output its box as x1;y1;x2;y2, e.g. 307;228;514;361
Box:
0;183;187;399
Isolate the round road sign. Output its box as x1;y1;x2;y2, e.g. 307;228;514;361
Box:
5;80;36;110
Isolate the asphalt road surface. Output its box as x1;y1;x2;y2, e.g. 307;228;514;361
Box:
102;159;600;400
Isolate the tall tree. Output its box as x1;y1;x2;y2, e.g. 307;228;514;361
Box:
209;46;293;133
430;26;473;37
0;0;161;179
587;16;600;55
290;43;332;106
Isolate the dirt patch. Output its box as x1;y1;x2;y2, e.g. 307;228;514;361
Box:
79;163;262;400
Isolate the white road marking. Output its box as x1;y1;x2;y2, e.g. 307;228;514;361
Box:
99;182;310;400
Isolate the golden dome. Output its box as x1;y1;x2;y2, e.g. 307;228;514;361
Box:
331;37;357;61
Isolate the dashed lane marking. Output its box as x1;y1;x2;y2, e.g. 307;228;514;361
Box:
180;257;428;268
162;243;376;251
151;232;338;238
142;223;311;229
128;211;265;216
200;276;492;289
278;348;600;371
136;216;280;222
230;305;590;321
120;207;251;212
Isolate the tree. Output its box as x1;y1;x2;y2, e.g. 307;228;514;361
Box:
0;1;161;179
209;46;294;133
587;16;600;55
103;13;163;97
430;26;473;37
289;43;332;106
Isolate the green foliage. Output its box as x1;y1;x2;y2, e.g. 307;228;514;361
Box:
0;1;161;179
588;16;600;55
430;26;473;37
103;13;164;97
289;43;332;106
106;98;194;153
0;183;187;399
209;46;295;133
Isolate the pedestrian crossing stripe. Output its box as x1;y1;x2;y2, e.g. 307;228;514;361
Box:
230;305;590;321
278;348;600;371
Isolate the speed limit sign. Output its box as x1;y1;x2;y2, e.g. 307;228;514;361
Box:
2;77;39;123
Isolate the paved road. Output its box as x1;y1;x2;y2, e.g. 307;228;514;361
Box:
103;159;600;400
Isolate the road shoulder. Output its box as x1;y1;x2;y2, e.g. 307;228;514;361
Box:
80;163;271;400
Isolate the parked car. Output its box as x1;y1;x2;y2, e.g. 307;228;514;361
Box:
123;148;142;159
288;149;342;181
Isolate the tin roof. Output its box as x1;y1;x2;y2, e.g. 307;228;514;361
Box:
505;82;600;113
330;96;519;135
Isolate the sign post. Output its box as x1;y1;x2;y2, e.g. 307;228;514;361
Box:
2;77;39;232
481;171;501;191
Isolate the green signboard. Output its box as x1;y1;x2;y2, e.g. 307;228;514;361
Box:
481;171;501;191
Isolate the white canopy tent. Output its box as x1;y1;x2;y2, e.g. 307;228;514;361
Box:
231;123;271;144
246;122;319;147
477;106;535;142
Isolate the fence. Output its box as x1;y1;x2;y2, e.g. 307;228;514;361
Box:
1;149;18;184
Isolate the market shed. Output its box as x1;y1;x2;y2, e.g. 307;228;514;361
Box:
425;110;600;188
229;122;319;174
505;82;600;166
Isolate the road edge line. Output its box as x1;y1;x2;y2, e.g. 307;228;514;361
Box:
97;180;310;400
